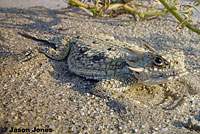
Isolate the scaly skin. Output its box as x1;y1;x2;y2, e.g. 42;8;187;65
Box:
20;32;188;98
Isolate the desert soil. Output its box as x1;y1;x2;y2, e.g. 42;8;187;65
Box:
0;6;200;133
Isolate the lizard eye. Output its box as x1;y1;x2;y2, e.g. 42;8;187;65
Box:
153;56;164;66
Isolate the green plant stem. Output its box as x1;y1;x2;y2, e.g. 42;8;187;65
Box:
69;0;192;17
159;0;200;34
70;0;94;9
122;4;169;16
69;0;200;34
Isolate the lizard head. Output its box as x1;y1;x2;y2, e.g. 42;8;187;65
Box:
125;43;188;85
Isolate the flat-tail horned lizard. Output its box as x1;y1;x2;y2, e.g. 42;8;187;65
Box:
19;32;188;98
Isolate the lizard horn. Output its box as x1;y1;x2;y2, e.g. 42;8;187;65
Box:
125;59;144;72
142;41;156;52
128;66;144;72
125;47;145;55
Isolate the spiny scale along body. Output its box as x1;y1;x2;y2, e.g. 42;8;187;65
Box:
20;32;188;98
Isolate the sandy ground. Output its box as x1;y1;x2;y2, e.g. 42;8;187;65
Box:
0;5;200;134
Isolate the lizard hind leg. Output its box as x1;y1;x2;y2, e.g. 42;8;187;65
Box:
39;36;71;61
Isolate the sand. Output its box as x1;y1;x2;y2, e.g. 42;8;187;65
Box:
0;5;200;134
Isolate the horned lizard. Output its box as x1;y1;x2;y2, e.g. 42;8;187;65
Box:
19;32;188;99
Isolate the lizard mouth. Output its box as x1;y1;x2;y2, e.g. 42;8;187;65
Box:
151;68;188;79
146;68;188;85
166;69;188;80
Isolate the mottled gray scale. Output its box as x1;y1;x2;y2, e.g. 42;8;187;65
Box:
90;53;106;62
19;32;188;105
35;32;187;87
67;34;132;79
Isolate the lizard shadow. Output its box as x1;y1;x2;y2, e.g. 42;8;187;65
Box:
173;117;200;133
0;44;21;61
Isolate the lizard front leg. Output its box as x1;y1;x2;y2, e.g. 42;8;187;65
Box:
93;73;138;99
